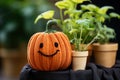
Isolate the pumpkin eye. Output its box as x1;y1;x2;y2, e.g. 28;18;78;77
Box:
39;43;43;48
54;42;58;48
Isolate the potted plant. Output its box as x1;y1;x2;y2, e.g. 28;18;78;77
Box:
34;0;120;69
80;3;120;68
92;22;120;67
34;0;101;71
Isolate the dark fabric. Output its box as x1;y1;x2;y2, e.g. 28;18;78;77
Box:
19;60;120;80
20;64;71;80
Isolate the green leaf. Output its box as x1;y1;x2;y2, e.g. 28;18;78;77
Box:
98;16;105;22
72;0;90;3
81;12;93;19
55;1;71;9
69;29;78;34
81;4;99;12
34;10;54;24
65;10;82;17
98;6;113;14
76;19;90;25
109;12;120;19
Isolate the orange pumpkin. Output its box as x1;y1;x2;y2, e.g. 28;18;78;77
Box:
27;32;72;71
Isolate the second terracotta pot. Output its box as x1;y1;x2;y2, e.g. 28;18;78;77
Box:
93;43;118;68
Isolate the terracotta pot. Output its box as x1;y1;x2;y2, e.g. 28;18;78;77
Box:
71;44;92;63
72;51;88;71
93;43;118;68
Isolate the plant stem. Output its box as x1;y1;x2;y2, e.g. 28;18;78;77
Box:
46;23;49;32
60;9;63;24
84;33;99;50
74;33;79;51
82;31;91;44
79;25;83;51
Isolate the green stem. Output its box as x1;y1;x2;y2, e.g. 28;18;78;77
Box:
84;33;99;50
60;9;63;24
82;31;91;44
46;23;49;32
79;25;83;51
74;33;79;51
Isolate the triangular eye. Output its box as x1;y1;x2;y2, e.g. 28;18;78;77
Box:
39;43;43;48
54;42;58;48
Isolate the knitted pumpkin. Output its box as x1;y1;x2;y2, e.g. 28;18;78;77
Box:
27;20;72;71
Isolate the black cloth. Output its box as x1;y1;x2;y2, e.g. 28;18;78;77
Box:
19;60;120;80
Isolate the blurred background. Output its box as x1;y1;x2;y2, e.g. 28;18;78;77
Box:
0;0;57;80
0;0;120;80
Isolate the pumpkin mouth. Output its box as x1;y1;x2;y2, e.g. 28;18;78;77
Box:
38;50;60;57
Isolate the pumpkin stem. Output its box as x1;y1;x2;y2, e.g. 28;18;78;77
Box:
45;20;62;33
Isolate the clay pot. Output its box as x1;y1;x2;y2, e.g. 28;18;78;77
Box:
93;43;118;68
71;44;92;63
72;51;88;71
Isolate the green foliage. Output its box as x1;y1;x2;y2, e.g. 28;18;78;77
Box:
79;3;120;44
34;0;120;51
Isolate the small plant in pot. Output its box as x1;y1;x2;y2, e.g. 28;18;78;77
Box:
81;3;120;68
93;25;118;68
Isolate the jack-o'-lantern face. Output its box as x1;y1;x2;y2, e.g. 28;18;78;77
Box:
27;32;72;71
34;32;60;58
38;42;60;57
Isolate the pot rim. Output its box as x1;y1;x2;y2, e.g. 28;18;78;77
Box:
92;43;118;51
72;51;88;57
